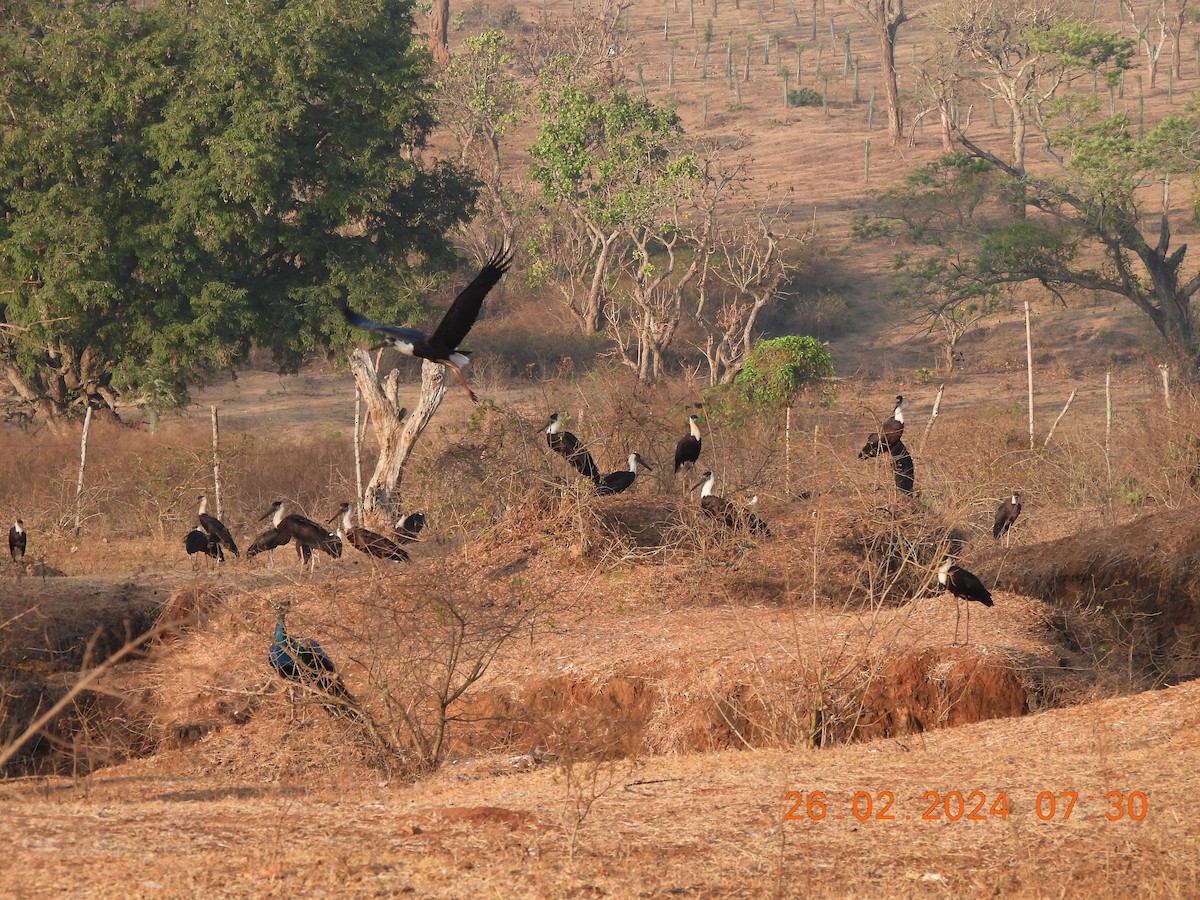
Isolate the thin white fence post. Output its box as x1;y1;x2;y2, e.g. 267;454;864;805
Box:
211;405;222;518
74;406;94;537
1025;300;1035;450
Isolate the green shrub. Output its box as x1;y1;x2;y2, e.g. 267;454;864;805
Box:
787;87;824;107
734;335;833;406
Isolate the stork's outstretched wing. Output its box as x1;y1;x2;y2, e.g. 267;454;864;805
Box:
429;246;513;352
341;307;426;344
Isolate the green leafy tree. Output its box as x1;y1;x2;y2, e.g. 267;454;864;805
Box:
734;335;833;406
0;0;476;421
528;85;695;337
435;29;525;248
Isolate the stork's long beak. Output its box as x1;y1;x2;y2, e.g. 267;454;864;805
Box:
688;477;704;492
641;459;655;471
369;342;388;353
258;507;276;522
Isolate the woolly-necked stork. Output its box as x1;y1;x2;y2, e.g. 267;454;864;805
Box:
674;414;702;474
937;557;993;644
342;247;513;403
595;452;653;496
994;492;1022;546
546;412;601;481
692;471;771;536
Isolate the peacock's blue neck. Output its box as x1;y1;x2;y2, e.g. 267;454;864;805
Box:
274;612;287;645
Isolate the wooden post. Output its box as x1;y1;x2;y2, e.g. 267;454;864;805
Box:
211;405;222;518
1105;371;1113;487
74;406;93;538
1159;364;1171;411
354;386;365;522
785;405;792;495
863;139;870;182
920;384;944;452
1043;390;1076;447
1025;300;1034;450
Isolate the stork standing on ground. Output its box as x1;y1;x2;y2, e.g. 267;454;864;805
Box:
196;495;238;558
8;519;26;562
936;558;994;644
994;492;1022;546
331;502;410;562
248;500;341;571
393;512;427;543
594;452;653;496
891;441;915;495
545;412;601;481
342;247;513;403
184;527;222;567
858;395;905;459
674;414;703;474
692;471;772;536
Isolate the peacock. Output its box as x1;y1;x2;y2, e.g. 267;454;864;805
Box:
268;603;354;717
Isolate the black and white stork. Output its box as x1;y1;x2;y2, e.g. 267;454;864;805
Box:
858;395;905;459
331;502;409;562
248;500;341;571
692;471;772;536
8;519;26;562
891;440;915;495
936;557;993;644
595;452;653;496
342;247;513;403
393;512;427;543
674;414;703;474
184;527;222;567
545;412;601;481
993;492;1022;546
196;495;238;558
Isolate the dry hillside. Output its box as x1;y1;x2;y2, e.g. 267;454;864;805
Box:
4;0;1200;896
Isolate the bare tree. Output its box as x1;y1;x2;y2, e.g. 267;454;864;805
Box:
1120;0;1189;87
841;0;910;146
913;43;965;152
937;0;1071;173
348;351;448;526
698;207;811;385
608;223;704;383
515;0;633;87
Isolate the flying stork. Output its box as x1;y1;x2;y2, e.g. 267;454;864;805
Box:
342;247;513;403
936;557;994;644
545;412;601;481
692;471;771;536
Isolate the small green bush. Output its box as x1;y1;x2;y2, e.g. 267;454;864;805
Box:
787;87;824;107
734;335;833;406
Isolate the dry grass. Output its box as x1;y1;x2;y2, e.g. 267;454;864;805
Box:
6;0;1200;890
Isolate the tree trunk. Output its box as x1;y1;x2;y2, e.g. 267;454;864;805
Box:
348;350;448;527
429;0;450;64
879;17;904;146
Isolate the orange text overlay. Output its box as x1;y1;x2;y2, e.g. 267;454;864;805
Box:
784;790;1149;823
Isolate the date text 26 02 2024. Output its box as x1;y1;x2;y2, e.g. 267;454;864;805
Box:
784;790;1149;823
